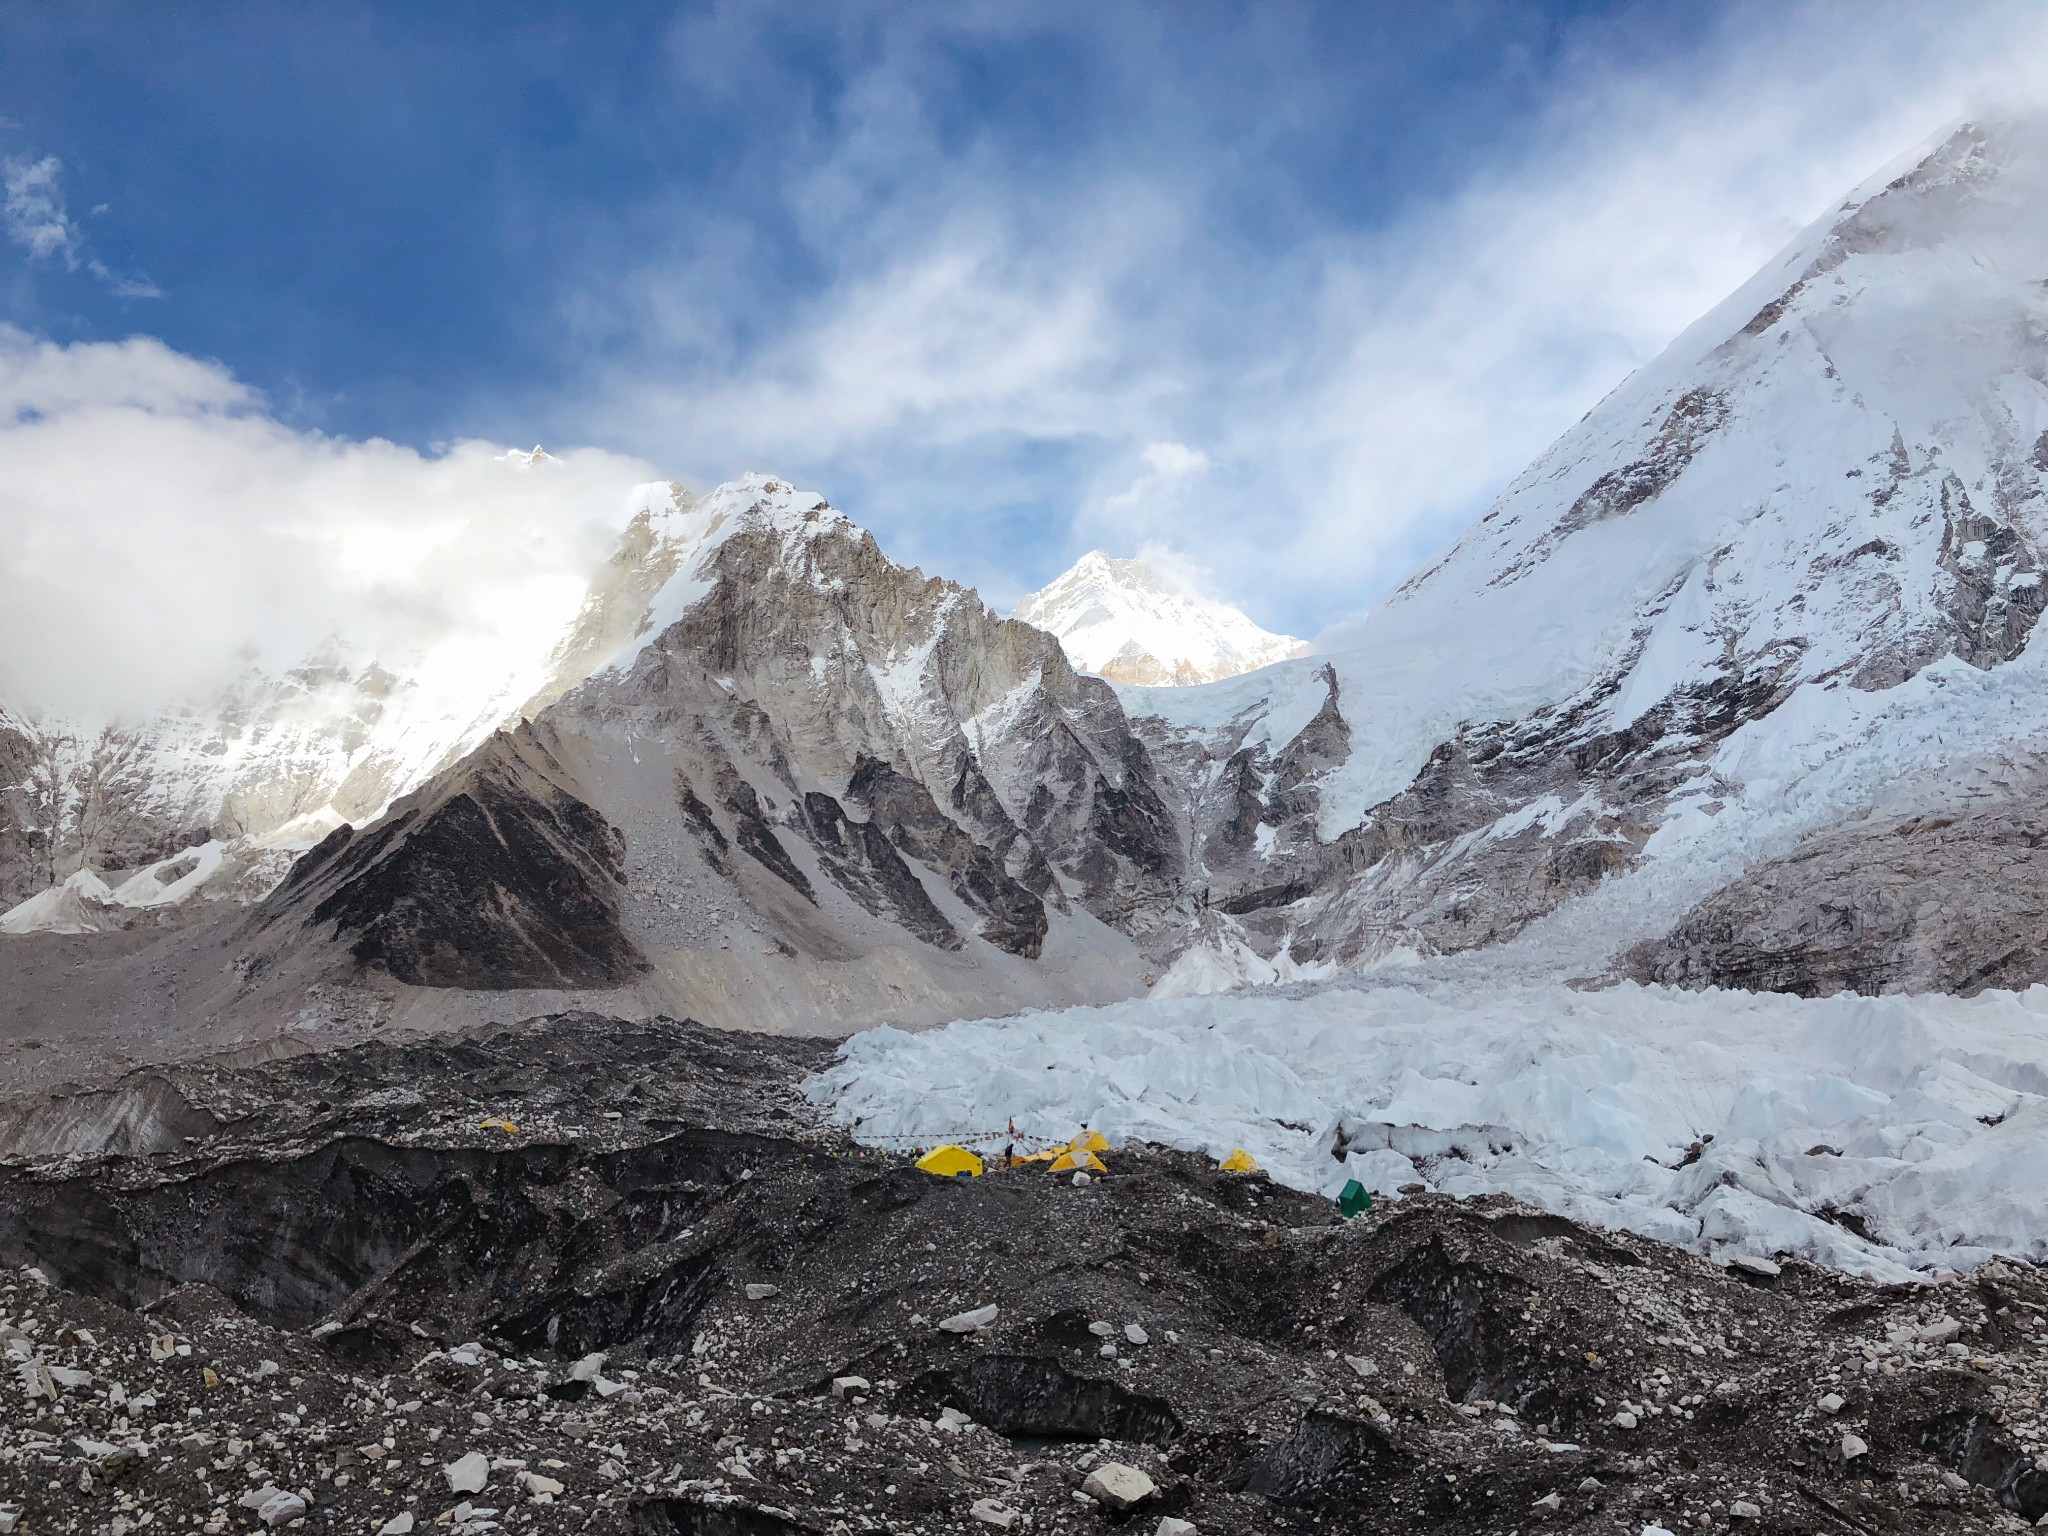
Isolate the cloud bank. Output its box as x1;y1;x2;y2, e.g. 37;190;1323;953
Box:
549;0;2048;637
0;328;657;723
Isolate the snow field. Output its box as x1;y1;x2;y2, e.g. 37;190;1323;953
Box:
805;978;2048;1284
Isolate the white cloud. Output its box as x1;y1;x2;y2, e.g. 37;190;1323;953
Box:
1;153;160;297
0;328;658;723
2;155;80;266
555;0;2048;640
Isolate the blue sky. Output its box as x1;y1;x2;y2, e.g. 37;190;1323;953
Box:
3;1;2046;694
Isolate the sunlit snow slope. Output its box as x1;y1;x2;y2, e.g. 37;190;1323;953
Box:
1121;118;2048;992
1014;551;1309;685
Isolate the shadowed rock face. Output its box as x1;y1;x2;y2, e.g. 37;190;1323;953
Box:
844;756;1047;958
263;723;646;990
1622;776;2048;996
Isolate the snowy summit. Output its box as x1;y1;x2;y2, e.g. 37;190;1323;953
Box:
1013;550;1309;686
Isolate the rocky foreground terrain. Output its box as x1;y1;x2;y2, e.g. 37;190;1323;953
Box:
1;1015;2046;1534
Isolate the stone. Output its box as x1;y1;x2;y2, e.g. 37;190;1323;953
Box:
1124;1322;1149;1345
236;1487;308;1528
1916;1318;1961;1345
1577;1477;1603;1492
1532;1491;1562;1510
569;1352;607;1382
518;1470;565;1498
1080;1462;1157;1511
1729;1500;1762;1519
1840;1433;1869;1461
1155;1520;1197;1536
1072;1171;1092;1187
1727;1254;1781;1278
744;1283;781;1301
1613;1410;1639;1429
1088;1321;1116;1337
444;1450;491;1493
1345;1354;1377;1378
376;1516;415;1536
831;1375;872;1397
1818;1392;1845;1413
969;1497;1019;1528
1099;1343;1118;1359
938;1304;999;1333
938;1407;973;1432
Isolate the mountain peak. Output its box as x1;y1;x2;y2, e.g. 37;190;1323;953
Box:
1014;550;1308;686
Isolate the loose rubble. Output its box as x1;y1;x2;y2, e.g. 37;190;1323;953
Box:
0;1013;2045;1533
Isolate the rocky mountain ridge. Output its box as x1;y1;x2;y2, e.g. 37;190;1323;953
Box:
14;121;2048;1033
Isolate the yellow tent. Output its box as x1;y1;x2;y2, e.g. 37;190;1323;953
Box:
1218;1148;1259;1173
915;1144;985;1178
1010;1149;1060;1166
1070;1130;1111;1153
1048;1148;1108;1173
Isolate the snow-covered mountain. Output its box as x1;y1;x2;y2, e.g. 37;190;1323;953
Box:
15;116;2048;1047
0;484;697;929
1126;118;2048;994
1013;551;1309;686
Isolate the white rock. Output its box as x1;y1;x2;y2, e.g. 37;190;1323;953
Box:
1532;1491;1562;1510
1099;1343;1118;1359
938;1304;1000;1333
1081;1462;1157;1511
592;1376;627;1398
1344;1354;1377;1378
1577;1477;1603;1492
444;1450;491;1493
1613;1411;1639;1429
831;1376;872;1398
938;1407;973;1432
49;1365;92;1388
1729;1500;1762;1519
518;1471;565;1498
1088;1321;1116;1337
237;1487;307;1528
569;1352;607;1382
1155;1519;1197;1536
1124;1322;1149;1345
1818;1392;1845;1414
744;1283;781;1301
1916;1318;1962;1345
1072;1171;1092;1187
1840;1433;1869;1460
376;1515;415;1536
969;1497;1019;1528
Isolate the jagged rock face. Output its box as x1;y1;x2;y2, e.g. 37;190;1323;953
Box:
1126;119;2048;989
1622;757;2048;996
0;709;42;909
242;477;1185;1029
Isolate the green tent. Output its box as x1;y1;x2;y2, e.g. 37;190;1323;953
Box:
1338;1179;1372;1218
